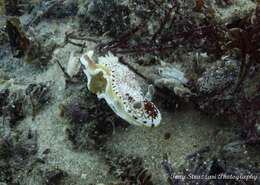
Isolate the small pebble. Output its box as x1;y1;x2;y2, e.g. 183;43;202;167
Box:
164;132;171;140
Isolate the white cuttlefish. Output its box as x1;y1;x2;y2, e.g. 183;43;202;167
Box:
78;51;162;127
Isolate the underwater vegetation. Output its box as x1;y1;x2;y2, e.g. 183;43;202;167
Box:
94;0;227;56
25;82;52;120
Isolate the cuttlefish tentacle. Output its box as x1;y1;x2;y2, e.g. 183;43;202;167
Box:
80;51;162;127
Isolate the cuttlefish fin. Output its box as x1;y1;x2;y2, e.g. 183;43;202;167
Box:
66;50;81;78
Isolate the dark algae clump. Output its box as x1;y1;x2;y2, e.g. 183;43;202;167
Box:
105;152;154;185
63;92;128;150
78;0;130;37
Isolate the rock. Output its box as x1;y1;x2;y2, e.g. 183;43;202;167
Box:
196;56;239;95
44;168;67;185
256;123;260;136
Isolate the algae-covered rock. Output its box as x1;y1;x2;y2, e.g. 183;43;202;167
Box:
194;57;240;116
196;56;240;95
6;16;57;65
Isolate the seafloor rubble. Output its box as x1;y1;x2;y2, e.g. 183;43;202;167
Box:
0;0;260;185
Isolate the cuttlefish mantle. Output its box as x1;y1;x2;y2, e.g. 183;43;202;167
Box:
80;51;161;127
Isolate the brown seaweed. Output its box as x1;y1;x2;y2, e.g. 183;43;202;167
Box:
6;17;30;57
25;82;52;120
4;0;23;16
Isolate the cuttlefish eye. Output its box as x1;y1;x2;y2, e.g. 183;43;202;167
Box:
132;101;142;109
